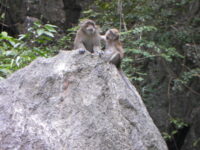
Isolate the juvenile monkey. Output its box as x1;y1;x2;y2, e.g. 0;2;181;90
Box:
74;19;102;54
102;29;134;91
101;28;124;68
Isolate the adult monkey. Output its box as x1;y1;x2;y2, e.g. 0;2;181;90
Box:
74;19;103;55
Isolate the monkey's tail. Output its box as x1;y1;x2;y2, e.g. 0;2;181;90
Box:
118;69;135;92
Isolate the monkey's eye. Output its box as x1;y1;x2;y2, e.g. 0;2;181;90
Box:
87;25;94;30
86;22;95;27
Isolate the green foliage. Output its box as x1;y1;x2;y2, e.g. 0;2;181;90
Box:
170;118;188;129
57;26;79;50
81;0;186;83
85;0;199;98
163;118;188;140
120;26;183;81
193;138;200;147
82;0;199;145
0;22;58;79
173;68;200;91
162;132;173;140
19;22;57;45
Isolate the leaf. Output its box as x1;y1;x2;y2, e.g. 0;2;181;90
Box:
0;13;5;19
172;130;178;135
15;56;21;67
44;31;54;37
34;22;41;27
18;34;27;40
10;59;15;67
37;29;45;36
193;138;200;147
1;31;8;37
14;43;21;48
0;68;11;76
83;9;93;14
33;47;45;56
0;76;4;80
123;58;134;63
132;76;144;81
5;50;17;56
44;24;57;32
9;41;16;47
44;24;57;28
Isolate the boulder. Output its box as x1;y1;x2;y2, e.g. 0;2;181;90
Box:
0;50;168;150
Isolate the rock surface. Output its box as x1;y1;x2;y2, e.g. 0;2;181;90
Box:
0;50;168;150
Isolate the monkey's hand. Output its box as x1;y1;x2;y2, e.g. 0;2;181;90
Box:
93;46;104;57
93;50;104;57
78;49;86;54
97;50;104;57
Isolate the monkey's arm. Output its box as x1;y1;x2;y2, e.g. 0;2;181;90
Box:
73;39;86;50
73;30;86;50
117;46;124;59
120;49;124;58
100;35;106;42
110;52;121;68
73;37;87;54
93;36;104;55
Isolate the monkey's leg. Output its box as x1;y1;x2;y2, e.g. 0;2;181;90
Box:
109;52;121;67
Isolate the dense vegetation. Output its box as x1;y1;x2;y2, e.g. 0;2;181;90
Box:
0;22;58;79
0;0;200;149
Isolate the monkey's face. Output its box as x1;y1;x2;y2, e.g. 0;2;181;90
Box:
105;29;119;41
81;20;96;35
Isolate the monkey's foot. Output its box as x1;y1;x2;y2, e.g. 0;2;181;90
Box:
78;49;86;54
96;51;104;57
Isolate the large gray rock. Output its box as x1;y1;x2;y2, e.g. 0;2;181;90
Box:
0;50;168;150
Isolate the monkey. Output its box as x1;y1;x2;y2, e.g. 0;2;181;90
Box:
73;19;103;55
101;28;124;68
102;28;134;91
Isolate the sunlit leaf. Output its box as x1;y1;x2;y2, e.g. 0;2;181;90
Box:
37;29;45;36
15;56;21;67
44;31;54;37
1;31;8;37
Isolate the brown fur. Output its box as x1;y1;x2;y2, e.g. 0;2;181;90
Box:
73;19;101;53
102;29;134;91
102;28;124;68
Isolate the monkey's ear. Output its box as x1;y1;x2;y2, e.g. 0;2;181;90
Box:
109;30;118;39
109;30;114;35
